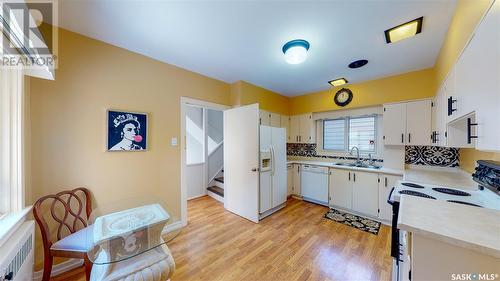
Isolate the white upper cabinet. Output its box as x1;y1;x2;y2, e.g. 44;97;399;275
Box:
406;100;432;146
468;0;500;151
259;110;281;128
281;115;291;142
290;115;300;143
437;0;500;151
259;110;270;126
270;112;281;127
289;113;315;143
432;85;448;147
383;100;431;146
383;103;407;145
299;113;315;143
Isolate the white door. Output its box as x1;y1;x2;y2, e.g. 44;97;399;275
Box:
290;115;300;143
270;112;281;127
329;169;352;209
259;110;270;126
378;174;402;222
287;164;293;196
352;171;379;217
281;115;291;142
406;100;432;146
259;171;272;213
292;164;301;195
271;127;287;207
383;103;406;145
224;104;260;223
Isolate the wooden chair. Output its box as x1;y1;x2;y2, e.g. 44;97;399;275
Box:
33;187;93;281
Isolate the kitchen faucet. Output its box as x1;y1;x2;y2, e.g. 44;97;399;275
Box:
349;146;362;165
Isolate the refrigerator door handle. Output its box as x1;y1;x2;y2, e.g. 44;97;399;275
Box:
270;145;275;176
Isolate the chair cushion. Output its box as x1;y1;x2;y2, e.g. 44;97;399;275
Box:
51;225;94;252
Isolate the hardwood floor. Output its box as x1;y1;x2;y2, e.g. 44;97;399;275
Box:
54;196;392;281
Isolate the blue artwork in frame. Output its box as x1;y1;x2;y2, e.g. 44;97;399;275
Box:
107;110;148;151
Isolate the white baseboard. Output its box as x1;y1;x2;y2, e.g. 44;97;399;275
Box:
32;221;184;281
33;258;83;281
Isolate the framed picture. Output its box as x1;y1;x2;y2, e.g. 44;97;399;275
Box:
107;110;148;151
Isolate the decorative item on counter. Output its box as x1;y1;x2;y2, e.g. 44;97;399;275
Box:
107;110;148;151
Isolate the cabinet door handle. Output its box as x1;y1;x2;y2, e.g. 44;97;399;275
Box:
353;173;356;182
348;172;351;181
408;133;411;143
401;133;404;144
385;177;388;187
467;117;478;144
448;96;457;116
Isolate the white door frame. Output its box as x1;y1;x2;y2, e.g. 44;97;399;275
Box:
180;97;230;226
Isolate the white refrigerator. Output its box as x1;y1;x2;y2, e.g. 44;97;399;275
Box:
259;125;287;216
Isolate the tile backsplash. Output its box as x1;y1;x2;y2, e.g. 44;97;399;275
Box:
286;143;383;162
405;146;459;167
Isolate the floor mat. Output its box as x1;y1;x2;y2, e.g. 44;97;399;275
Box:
324;208;381;235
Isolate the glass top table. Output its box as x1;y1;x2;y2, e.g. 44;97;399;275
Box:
84;202;176;281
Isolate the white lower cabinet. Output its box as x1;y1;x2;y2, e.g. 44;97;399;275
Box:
329;169;352;209
292;164;301;196
378;174;403;221
352;172;379;217
329;168;401;221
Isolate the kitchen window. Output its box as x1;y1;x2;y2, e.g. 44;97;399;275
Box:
323;115;377;153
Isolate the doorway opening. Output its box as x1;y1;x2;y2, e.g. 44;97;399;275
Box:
180;97;229;226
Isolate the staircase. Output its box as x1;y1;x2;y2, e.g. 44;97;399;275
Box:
207;170;224;203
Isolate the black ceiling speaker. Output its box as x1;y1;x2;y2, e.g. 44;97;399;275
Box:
348;59;368;69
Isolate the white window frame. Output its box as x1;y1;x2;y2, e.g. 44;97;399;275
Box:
318;114;382;158
0;67;25;217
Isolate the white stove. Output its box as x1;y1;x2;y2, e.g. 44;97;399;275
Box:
390;180;500;211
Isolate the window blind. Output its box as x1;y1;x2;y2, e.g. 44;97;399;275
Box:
348;116;376;152
323;119;345;150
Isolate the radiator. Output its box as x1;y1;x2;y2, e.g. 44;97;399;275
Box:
0;221;35;281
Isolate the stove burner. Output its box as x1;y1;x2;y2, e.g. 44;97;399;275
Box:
432;188;471;196
447;200;483;208
401;182;425;189
399;190;436;199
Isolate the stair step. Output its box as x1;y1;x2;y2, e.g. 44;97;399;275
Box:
207;186;224;197
215;177;224;184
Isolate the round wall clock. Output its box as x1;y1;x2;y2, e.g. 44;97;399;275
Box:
334;88;353;107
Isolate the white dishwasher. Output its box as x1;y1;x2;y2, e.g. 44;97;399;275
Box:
301;165;329;206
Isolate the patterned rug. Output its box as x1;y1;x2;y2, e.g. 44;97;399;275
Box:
324;208;381;235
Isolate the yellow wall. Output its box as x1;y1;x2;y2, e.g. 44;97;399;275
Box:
289;68;436;115
433;0;500;169
460;149;500;173
29;28;231;269
230;80;289;115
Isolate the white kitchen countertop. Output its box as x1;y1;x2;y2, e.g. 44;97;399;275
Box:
403;165;476;190
398;195;500;259
287;160;404;176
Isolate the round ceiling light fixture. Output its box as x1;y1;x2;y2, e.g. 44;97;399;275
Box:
348;59;368;69
282;39;310;64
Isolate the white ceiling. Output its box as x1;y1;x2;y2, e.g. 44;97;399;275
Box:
58;0;456;96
